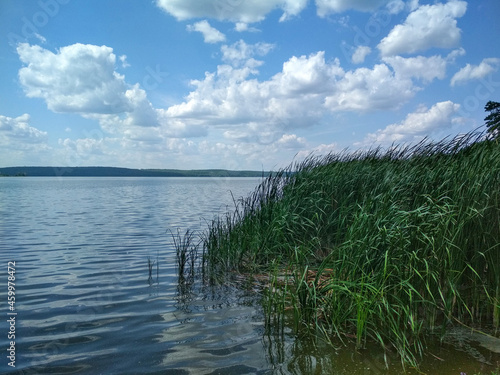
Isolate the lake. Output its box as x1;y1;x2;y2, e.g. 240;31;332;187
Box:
0;177;497;374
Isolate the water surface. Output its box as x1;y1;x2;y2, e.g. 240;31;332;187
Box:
0;177;497;374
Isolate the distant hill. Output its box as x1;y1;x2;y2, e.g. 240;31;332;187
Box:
0;166;269;178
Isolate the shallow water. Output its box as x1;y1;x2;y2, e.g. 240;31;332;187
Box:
0;177;498;374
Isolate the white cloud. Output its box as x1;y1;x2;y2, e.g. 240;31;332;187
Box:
446;47;466;63
359;101;461;146
119;54;130;68
316;0;390;16
156;0;308;23
279;0;309;21
12;39;462;170
17;43;132;114
221;40;274;67
386;0;405;14
234;22;248;32
0;114;48;145
378;0;467;56
296;141;338;160
352;46;371;64
324;63;415;111
234;22;260;32
123;84;159;127
275;52;343;97
386;0;419;13
157;115;208;138
17;43;164;133
34;33;46;44
165;49;429;143
383;54;448;83
408;0;419;11
165;51;342;136
276;134;307;149
223;124;281;145
0;114;51;166
54;134;216;169
451;58;500;86
59;137;105;157
186;20;226;44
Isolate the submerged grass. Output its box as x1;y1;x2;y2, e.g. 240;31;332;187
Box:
181;131;500;369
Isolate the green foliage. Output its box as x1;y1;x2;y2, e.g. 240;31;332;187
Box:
171;229;199;284
200;131;500;370
485;101;500;138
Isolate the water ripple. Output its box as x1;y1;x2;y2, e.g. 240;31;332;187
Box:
1;177;267;374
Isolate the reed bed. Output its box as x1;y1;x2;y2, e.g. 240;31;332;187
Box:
187;132;499;369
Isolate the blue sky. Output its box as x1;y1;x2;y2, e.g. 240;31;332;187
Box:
1;0;499;170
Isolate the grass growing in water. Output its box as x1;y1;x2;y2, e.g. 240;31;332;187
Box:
171;229;199;285
147;255;159;285
195;132;500;369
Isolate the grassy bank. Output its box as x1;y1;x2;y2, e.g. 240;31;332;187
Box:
182;132;500;369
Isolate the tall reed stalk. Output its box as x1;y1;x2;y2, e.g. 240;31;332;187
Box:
199;132;500;369
171;229;199;284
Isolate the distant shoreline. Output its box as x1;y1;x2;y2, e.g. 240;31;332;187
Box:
0;166;270;178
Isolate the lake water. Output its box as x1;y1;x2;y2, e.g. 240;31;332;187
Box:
0;177;498;375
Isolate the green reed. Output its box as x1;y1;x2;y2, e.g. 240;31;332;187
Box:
147;256;155;281
198;131;499;369
171;228;199;283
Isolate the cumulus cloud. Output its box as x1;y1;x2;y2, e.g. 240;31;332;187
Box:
316;0;390;16
359;101;461;146
0;114;48;145
166;51;339;135
12;38;462;170
351;46;371;64
156;0;308;23
17;43;163;133
383;54;448;83
186;20;226;43
165;48;448;138
122;84;160;127
378;0;467;56
18;43;131;114
407;0;419;12
324;63;415;111
59;137;105;157
0;114;51;166
451;58;500;86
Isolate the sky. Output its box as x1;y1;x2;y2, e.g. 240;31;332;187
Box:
1;0;499;171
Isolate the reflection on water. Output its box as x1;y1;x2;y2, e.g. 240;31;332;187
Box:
168;272;500;375
0;177;498;374
159;279;268;374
